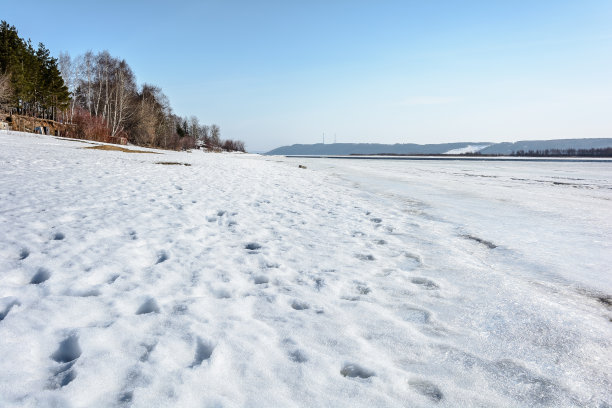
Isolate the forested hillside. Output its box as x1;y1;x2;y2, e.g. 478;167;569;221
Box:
267;139;612;156
0;21;244;151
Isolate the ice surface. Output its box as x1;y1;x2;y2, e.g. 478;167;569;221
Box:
0;131;610;407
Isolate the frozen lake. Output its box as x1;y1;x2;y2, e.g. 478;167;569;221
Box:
1;132;610;407
278;156;612;293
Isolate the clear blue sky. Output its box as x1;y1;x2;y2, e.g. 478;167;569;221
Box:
4;1;612;151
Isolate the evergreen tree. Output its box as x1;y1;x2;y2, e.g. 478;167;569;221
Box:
0;21;69;118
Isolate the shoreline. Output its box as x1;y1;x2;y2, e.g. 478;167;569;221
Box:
280;154;612;163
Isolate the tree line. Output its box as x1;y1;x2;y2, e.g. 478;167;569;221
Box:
511;148;612;157
0;21;245;152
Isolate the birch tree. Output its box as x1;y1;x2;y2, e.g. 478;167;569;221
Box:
210;124;220;147
58;52;79;122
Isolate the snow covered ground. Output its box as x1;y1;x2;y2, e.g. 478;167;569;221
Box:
1;131;610;407
443;144;491;154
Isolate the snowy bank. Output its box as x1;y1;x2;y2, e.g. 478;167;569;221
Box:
0;132;610;407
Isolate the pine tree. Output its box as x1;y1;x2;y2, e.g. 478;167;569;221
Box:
0;21;70;118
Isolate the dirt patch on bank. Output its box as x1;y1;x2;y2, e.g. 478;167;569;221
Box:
155;161;191;166
84;145;159;154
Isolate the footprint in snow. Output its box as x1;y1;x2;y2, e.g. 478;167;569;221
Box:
212;288;232;299
19;247;30;260
355;254;375;261
30;267;51;284
341;295;361;302
172;303;189;314
340;363;375;379
401;252;422;269
370;217;382;224
52;232;65;241
0;298;20;322
409;379;444;402
404;252;422;263
190;337;215;368
291;300;310;310
410;277;439;290
253;275;269;285
313;277;325;291
49;334;82;389
399;306;431;324
108;274;120;284
288;349;308;363
69;288;101;297
51;334;82;363
263;261;279;269
139;342;157;362
245;242;261;251
118;391;134;404
136;298;160;315
155;250;169;264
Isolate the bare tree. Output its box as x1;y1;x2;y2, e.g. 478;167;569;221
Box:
188;116;200;141
78;51;95;114
210;124;220;147
58;52;80;122
199;124;210;147
73;51;137;138
108;59;136;137
61;49;230;150
130;84;157;145
222;139;246;152
128;83;172;146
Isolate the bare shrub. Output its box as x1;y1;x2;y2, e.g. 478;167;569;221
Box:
222;139;246;152
180;136;196;151
67;108;112;142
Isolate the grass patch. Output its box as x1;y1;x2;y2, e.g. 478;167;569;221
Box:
155;161;192;166
84;145;159;154
55;137;95;144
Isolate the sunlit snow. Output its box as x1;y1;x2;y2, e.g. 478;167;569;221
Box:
1;132;610;407
444;144;491;154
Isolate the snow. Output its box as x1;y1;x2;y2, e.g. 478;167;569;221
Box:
444;144;490;154
1;131;611;407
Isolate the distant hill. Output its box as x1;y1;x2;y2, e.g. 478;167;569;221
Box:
266;138;612;156
479;138;612;155
266;142;492;156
